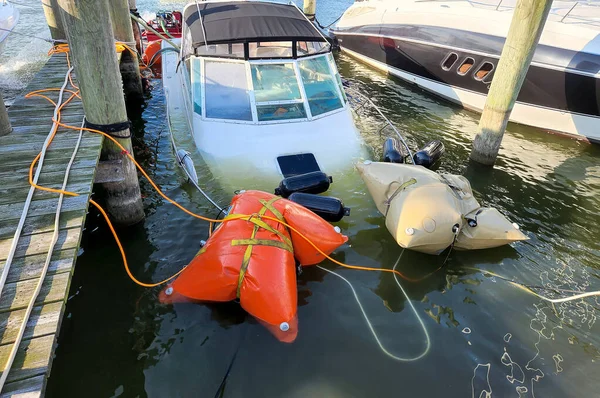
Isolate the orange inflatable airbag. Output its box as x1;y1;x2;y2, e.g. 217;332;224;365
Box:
142;40;162;67
159;190;348;342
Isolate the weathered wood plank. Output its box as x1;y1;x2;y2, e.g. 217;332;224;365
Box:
0;208;85;240
8;115;86;133
0;182;93;207
0;167;96;205
0;303;62;346
0;137;101;155
0;130;101;147
0;334;54;384
0;149;99;171
0;374;43;398
0;249;77;285
0;228;82;263
0;195;89;225
0;272;70;313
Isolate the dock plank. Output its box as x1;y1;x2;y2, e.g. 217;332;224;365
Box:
1;375;43;398
0;53;103;396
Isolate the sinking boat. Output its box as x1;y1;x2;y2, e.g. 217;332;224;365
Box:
161;0;363;183
0;1;19;55
332;0;600;142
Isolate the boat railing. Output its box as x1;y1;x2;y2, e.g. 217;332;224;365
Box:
343;80;415;162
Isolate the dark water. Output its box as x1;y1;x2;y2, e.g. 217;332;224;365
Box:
4;1;599;397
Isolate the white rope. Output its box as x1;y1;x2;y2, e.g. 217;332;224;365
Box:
0;67;73;300
0;81;81;391
316;251;431;362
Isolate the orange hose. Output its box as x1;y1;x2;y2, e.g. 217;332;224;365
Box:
26;52;440;288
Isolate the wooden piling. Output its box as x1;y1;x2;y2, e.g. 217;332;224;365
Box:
109;0;144;101
41;0;66;41
470;0;553;165
0;91;11;137
303;0;316;21
128;0;143;54
58;0;144;225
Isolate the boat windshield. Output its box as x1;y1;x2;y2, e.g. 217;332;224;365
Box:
190;53;346;123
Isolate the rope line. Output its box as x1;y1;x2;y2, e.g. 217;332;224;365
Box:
317;250;431;362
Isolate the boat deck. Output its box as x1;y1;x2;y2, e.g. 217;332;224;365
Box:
0;54;102;397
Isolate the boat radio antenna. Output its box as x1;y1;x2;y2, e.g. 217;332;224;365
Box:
195;0;209;49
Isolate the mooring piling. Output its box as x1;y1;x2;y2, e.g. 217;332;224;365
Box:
128;0;143;54
41;0;66;41
303;0;316;21
109;0;144;101
470;0;553;165
0;91;10;137
58;0;144;225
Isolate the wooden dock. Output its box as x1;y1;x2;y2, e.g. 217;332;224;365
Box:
0;54;102;396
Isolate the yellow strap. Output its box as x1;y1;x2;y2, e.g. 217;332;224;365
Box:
244;217;293;249
225;196;292;298
231;238;293;253
259;198;284;221
237;245;254;297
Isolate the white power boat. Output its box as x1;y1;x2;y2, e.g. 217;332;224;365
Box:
332;0;600;142
0;1;19;54
162;1;364;184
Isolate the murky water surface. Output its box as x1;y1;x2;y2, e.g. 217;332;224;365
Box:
2;1;600;397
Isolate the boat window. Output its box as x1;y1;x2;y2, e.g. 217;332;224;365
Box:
297;41;328;56
251;64;301;102
256;104;307;122
326;53;348;103
204;61;252;121
474;61;494;81
441;53;458;71
457;57;475;75
196;43;244;58
191;57;202;114
249;42;293;58
298;56;343;116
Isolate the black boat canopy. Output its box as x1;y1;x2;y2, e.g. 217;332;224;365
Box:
183;1;327;47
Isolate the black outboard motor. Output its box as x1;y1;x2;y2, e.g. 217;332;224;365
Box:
382;137;408;163
274;171;332;198
288;192;350;222
413;140;445;169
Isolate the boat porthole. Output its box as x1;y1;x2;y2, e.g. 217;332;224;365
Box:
441;52;459;71
457;57;475;76
474;61;495;82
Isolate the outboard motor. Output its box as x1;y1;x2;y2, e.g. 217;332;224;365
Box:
413;140;445;169
382;137;408;163
288;192;350;222
274;171;332;198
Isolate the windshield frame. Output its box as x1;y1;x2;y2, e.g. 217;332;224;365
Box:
191;53;347;125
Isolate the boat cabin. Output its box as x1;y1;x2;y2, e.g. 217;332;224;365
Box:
164;1;362;181
179;1;348;124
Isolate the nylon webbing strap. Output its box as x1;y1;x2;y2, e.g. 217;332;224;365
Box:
231;239;293;252
385;178;417;206
234;197;290;298
84;118;132;138
384;178;417;217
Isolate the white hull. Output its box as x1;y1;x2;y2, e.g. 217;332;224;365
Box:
0;2;19;54
342;47;600;142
